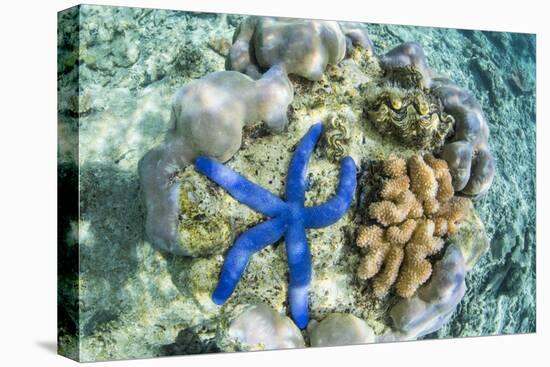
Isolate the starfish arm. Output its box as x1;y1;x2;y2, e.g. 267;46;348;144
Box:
304;156;357;228
284;222;312;329
286;123;324;203
212;217;287;304
195;156;287;217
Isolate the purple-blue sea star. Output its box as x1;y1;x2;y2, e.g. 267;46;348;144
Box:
194;122;356;328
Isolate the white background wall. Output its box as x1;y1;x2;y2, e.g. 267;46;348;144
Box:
0;0;547;366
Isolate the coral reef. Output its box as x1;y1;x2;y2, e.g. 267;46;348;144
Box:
365;84;455;150
217;304;305;351
172;65;293;150
138;65;293;254
387;244;466;340
226;17;373;81
356;155;471;298
176;167;233;256
308;313;375;347
194;123;357;328
60;6;536;360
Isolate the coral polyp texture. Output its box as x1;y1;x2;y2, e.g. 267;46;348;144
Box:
377;42;496;197
194;123;357;328
138;65;293;254
356;155;471;298
226;17;373;81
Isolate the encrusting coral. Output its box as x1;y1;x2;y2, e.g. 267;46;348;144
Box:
388;244;466;340
356;155;471;298
222;303;306;351
379;42;435;89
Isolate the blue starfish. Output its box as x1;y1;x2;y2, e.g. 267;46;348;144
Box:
194;122;356;328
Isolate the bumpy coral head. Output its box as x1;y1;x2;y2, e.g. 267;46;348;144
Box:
227;17;351;81
254;18;346;81
170;75;248;162
433;78;496;197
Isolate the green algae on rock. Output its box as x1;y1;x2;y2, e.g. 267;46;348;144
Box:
176;167;233;256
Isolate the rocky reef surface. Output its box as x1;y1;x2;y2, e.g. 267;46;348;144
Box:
58;5;535;361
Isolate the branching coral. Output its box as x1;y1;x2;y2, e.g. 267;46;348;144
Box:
356;155;471;298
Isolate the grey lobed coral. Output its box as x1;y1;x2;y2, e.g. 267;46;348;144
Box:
217;303;305;351
139;65;293;254
339;22;375;54
308;313;375;347
385;244;466;340
226;17;373;81
379;42;496;197
379;42;435;89
433;78;496;197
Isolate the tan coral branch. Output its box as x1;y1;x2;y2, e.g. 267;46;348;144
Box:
356;154;472;299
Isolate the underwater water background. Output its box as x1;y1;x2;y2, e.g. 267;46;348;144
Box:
57;5;536;361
